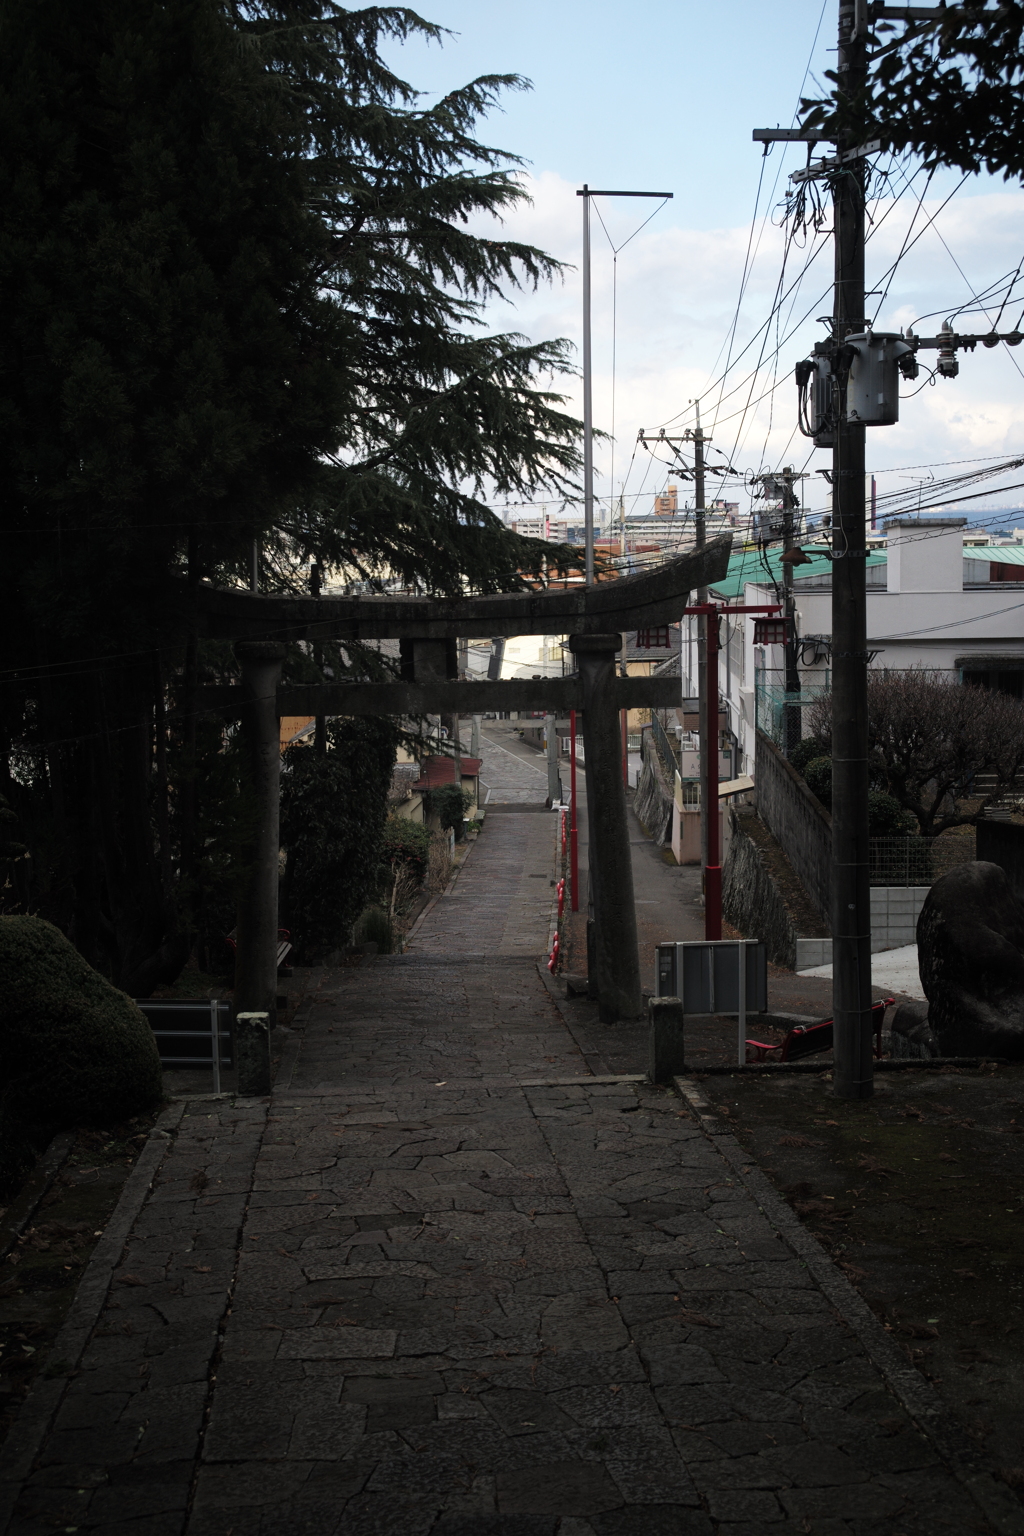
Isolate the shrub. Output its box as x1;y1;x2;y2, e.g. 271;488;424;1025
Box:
382;816;431;881
0;916;163;1194
426;783;473;836
280;717;398;962
789;736;830;776
353;905;394;954
803;756;833;808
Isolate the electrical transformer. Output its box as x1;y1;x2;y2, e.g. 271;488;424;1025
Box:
797;329;919;438
842;331;918;425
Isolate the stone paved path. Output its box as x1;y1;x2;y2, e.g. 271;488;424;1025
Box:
409;815;558;959
477;727;548;806
0;817;1009;1533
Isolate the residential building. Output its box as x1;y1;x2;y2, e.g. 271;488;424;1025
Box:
679;515;1024;776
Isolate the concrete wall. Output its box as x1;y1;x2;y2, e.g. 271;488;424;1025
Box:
754;730;832;928
885;516;966;593
796;887;930;970
869;886;930;951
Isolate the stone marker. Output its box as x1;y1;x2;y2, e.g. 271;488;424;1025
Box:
648;995;686;1081
235;1011;271;1095
918;860;1024;1059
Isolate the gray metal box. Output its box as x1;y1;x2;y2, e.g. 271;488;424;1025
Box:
656;940;767;1013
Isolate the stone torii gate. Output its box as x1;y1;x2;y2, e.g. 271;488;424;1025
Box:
196;535;732;1036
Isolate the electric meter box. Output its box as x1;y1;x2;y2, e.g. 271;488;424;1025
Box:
844;331;916;426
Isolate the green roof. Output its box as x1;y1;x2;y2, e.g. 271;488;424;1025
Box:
709;544;886;600
966;544;1024;564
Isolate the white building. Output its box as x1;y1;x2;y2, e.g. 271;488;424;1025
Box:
680;515;1024;776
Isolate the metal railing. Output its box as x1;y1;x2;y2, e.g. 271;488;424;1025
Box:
649;713;679;782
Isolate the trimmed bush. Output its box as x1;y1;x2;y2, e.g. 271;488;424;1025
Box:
382;816;431;881
0;916;163;1192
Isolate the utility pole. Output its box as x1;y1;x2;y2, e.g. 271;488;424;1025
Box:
753;467;808;757
830;0;873;1101
639;415;714;890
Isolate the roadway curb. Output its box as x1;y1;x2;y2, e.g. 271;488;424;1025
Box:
0;1100;186;1535
674;1075;1024;1536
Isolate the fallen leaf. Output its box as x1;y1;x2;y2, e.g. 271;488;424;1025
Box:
897;1321;939;1340
938;1153;958;1164
777;1134;818;1148
435;1081;448;1087
855;1156;896;1177
954;1269;980;1280
673;1309;721;1328
116;1274;145;1287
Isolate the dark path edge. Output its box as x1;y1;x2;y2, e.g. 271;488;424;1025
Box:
0;1101;187;1534
674;1076;1024;1536
0;1132;77;1267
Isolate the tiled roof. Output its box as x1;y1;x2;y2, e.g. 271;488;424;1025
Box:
411;755;482;791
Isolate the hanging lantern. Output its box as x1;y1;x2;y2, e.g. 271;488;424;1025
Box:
754;617;788;645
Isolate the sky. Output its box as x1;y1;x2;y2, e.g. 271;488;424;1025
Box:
382;1;1024;528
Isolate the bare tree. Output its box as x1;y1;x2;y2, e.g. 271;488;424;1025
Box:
806;671;1024;837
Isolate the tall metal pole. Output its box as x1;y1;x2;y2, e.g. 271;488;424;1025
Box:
577;188;673;589
831;0;873;1100
582;186;595;588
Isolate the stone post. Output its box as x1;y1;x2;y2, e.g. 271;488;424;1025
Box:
235;1011;272;1097
569;633;642;1021
648;996;686;1082
234;640;286;1029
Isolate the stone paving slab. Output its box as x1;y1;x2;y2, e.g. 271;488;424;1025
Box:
1;797;1019;1533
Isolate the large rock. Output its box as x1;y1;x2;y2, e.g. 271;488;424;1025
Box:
0;916;163;1191
917;861;1024;1059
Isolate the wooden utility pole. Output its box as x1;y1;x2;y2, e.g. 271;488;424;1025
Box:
830;0;874;1101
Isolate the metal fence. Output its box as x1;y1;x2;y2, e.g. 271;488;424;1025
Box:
754;679;830;753
868;833;976;887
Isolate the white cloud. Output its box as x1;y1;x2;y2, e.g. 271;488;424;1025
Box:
473;173;1024;522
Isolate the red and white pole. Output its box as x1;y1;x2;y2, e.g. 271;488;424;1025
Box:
704;609;722;941
569;707;579;911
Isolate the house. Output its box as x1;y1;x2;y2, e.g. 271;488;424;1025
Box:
679;515;1024;774
410;754;483;829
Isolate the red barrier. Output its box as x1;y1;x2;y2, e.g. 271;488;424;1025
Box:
547;932;560;972
557;878;565;918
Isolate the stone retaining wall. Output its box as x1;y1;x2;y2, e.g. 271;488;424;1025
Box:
755;728;832;927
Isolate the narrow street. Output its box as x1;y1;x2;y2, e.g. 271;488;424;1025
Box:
0;740;1011;1535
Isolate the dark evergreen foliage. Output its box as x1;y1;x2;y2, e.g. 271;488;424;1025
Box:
800;3;1024;181
0;1;582;986
279;717;399;961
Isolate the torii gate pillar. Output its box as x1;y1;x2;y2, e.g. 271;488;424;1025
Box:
234;640;286;1032
570;633;642;1022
